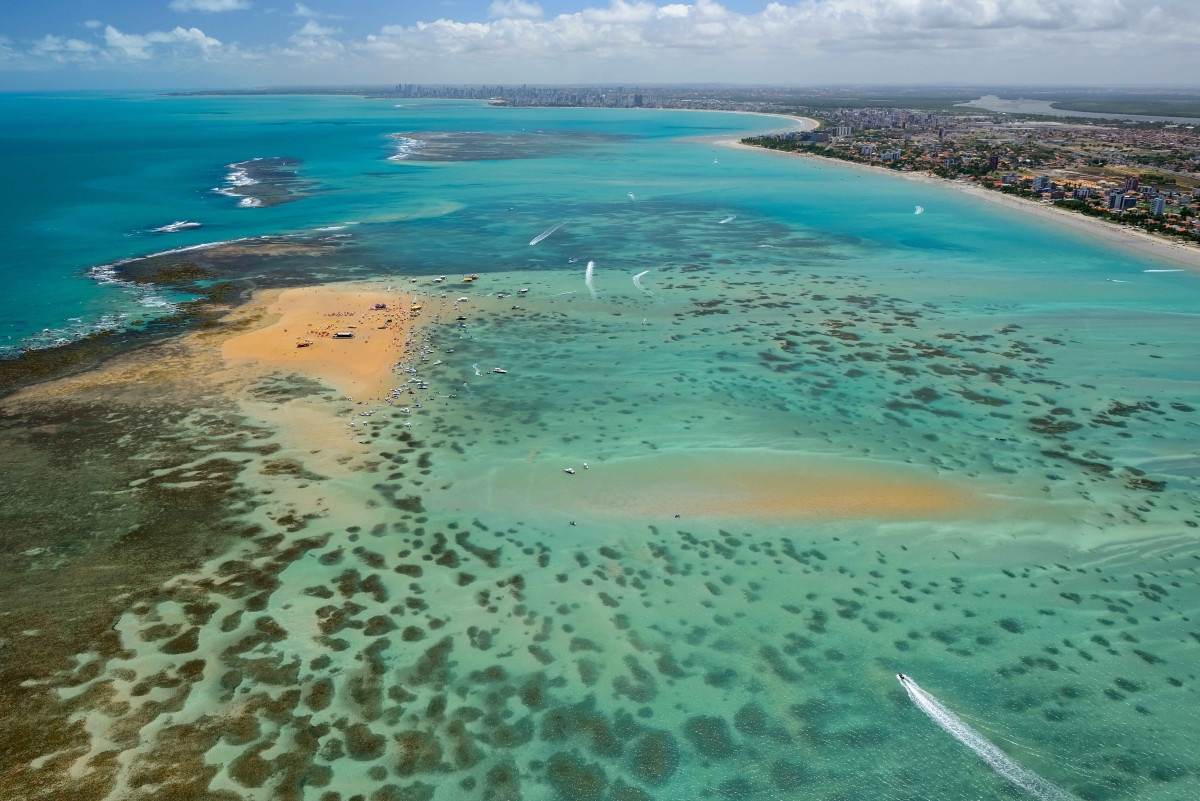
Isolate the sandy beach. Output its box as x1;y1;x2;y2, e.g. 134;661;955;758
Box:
221;283;416;400
725;140;1200;271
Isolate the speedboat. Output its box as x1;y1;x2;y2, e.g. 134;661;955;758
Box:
517;288;529;294
568;257;580;264
896;673;910;683
492;368;507;374
564;468;575;474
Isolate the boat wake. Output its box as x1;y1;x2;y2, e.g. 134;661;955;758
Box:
585;261;597;300
915;205;925;215
719;215;736;224
632;270;655;298
898;675;1075;801
530;222;565;246
151;221;202;233
473;364;482;377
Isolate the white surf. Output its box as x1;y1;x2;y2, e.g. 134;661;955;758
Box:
585;261;597;299
899;675;1075;801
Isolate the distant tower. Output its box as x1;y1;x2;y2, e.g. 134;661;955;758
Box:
1150;196;1166;216
1125;176;1139;192
987;153;999;171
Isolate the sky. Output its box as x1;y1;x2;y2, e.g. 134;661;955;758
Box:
1;0;1198;90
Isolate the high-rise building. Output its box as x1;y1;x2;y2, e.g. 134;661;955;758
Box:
1109;191;1126;210
835;125;851;138
1032;176;1050;192
1151;196;1166;216
1125;176;1140;192
1073;187;1092;200
987;154;1000;171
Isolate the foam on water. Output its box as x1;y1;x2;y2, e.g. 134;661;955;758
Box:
530;221;565;245
900;675;1076;801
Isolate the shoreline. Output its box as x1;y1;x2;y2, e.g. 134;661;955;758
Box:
726;140;1200;271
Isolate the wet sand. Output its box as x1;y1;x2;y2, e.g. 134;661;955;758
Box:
433;451;992;522
221;283;416;400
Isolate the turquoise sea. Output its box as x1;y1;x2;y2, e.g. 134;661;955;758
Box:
2;93;1199;801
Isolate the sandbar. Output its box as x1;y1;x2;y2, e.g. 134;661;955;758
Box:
221;283;416;399
435;450;990;522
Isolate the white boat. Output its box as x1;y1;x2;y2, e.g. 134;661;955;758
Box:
564;468;575;474
492;368;507;374
517;288;529;294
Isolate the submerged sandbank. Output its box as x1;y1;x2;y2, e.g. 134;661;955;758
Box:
432;450;991;522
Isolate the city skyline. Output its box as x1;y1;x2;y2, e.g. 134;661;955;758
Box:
2;0;1199;90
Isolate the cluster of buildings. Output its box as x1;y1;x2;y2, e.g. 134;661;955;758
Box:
750;119;1200;240
1023;173;1197;219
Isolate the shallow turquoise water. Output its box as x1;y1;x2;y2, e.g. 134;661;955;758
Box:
5;94;1200;800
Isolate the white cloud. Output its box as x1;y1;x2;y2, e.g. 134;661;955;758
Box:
363;0;1200;65
6;0;1200;85
292;2;343;19
488;0;544;19
168;0;250;12
83;20;102;29
296;19;341;36
31;35;95;55
103;24;222;60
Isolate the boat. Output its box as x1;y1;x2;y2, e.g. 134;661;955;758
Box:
462;273;479;282
457;297;469;302
568;257;579;264
517;288;529;294
896;673;910;683
492;368;507;374
564;468;575;474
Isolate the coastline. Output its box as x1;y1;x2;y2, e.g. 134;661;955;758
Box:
726;140;1200;271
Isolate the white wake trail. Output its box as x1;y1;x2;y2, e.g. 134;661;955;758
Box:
900;676;1075;801
529;222;565;245
585;261;597;299
632;270;655;298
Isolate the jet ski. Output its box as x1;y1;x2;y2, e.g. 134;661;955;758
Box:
896;673;910;683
